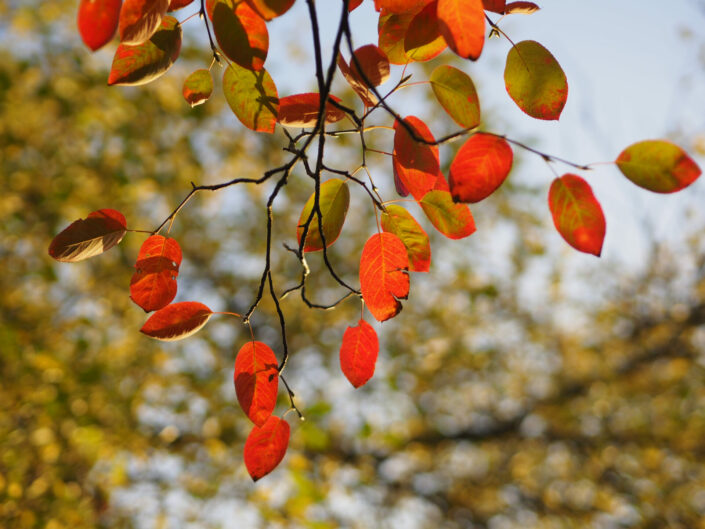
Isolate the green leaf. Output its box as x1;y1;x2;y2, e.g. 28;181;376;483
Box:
381;205;431;272
419;190;476;239
297;179;350;252
430;65;481;129
616;140;701;193
504;40;567;120
222;62;279;133
182;69;213;107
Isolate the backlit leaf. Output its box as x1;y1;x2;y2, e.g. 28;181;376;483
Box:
504;40;567;120
337;52;377;107
393;116;441;200
209;0;268;71
107;15;182;86
437;0;485;60
140;301;213;341
548;174;606;256
168;0;194;10
360;232;410;322
243;415;290;481
374;0;431;13
277;93;345;128
615;140;701;193
449;133;513;202
182;69;213;107
392;152;410;196
404;2;446;62
378;12;415;64
130;235;182;312
420;190;476;239
118;0;169;45
482;0;505;13
429;65;481;128
381;205;431;272
223;62;279;133
297;179;350;252
49;209;127;262
505;1;539;14
234;341;279;426
350;44;391;87
245;0;295;20
340;319;379;388
77;0;122;51
349;0;364;11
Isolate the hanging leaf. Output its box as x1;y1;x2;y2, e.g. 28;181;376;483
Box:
505;1;539;14
350;44;391;87
437;0;485;60
360;232;410;322
49;209;127;262
77;0;122;51
118;0;169;45
504;40;567;120
393;116;441;200
381;205;431;272
277;93;345;128
245;0;295;20
297;179;350;252
140;301;213;341
420;190;476;239
210;0;268;71
234;341;279;426
243;415;290;481
548;174;606;256
107;16;182;86
449;133;513;203
337;53;376;107
615;140;701;193
182;69;213;107
429;65;481;128
222;62;279;133
130;235;182;312
340;319;379;388
378;11;415;64
482;0;505;13
392;152;410;197
404;2;446;62
349;0;364;11
168;0;194;10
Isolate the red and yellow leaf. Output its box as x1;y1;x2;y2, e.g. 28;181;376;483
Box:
107;15;182;86
360;232;410;322
77;0;122;51
234;341;279;426
378;11;415;64
429;64;481;128
182;69;213;107
350;44;391;87
168;0;195;10
404;2;446;62
504;40;567;120
49;209;127;262
381;205;431;272
209;0;268;71
505;1;539;15
437;0;485;60
340;319;379;388
130;235;182;312
118;0;169;45
277;93;345;128
245;0;295;20
419;190;476;239
222;62;279;133
243;415;290;481
393;116;441;200
140;301;213;341
297;179;350;252
616;140;701;193
449;133;513;203
548;174;606;256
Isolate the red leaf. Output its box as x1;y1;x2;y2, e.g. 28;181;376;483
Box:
338;47;387;107
404;1;446;62
392;152;410;196
419;190;476;239
140;301;213;341
381;205;431;272
118;0;169;45
340;319;379;388
360;233;410;322
548;174;606;256
393;117;441;200
277;93;345;128
243;415;290;481
349;0;364;11
168;0;194;10
245;0;295;20
449;133;513;203
209;0;268;71
77;0;122;51
130;235;182;312
437;0;485;60
482;0;505;13
374;0;431;13
234;341;279;426
350;44;391;87
49;209;127;262
616;140;701;193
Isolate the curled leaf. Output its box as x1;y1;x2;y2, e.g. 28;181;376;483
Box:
243;415;290;481
297;179;350;252
49;209;127;262
130;235;182;312
182;69;213;107
449;133;513;203
77;0;122;51
360;232;410;322
616;140;701;193
140;301;213;341
340;319;379;388
505;1;539;14
234;341;279;426
118;0;170;45
350;44;391;87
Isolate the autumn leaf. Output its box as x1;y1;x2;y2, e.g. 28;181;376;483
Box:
297;179;350;252
168;0;195;10
234;341;279;426
505;1;539;14
277;93;345;128
140;301;213;341
381;205;431;272
548;174;606;256
429;65;481;129
350;44;391;87
245;0;295;20
449;133;513;203
437;0;485;60
243;415;290;481
210;0;268;71
378;11;416;64
393;116;441;200
49;209;127;262
118;0;169;45
420;190;476;239
482;0;505;13
404;2;446;62
77;0;122;51
349;0;364;11
182;69;213;107
340;319;379;388
360;232;410;322
616;140;701;193
222;62;279;133
130;235;183;312
374;0;432;14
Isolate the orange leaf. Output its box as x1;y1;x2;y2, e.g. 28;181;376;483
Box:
209;0;268;71
393;116;441;200
449;133;513;203
340;319;379;388
360;233;410;322
404;1;446;62
245;0;295;20
548;174;606;256
234;341;279;426
374;0;431;13
77;0;122;51
140;301;213;341
49;209;127;262
118;0;169;45
130;235;182;312
378;11;415;65
381;205;431;272
243;415;290;481
437;0;485;60
419;190;476;239
277;93;345;128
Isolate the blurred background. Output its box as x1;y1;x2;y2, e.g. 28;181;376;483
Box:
2;1;705;528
